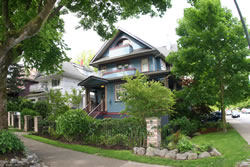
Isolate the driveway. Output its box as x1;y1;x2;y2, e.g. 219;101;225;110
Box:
15;133;171;167
227;113;250;145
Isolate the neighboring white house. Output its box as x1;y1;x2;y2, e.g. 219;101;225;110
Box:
26;62;94;109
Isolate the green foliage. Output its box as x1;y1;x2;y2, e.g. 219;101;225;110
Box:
7;64;25;97
230;99;250;109
176;136;193;153
101;134;129;147
21;108;39;117
162;117;200;137
167;0;250;131
82;117;147;148
19;99;34;111
65;88;83;109
56;109;94;141
0;130;24;154
121;71;175;120
74;50;97;71
34;100;51;119
47;89;69;122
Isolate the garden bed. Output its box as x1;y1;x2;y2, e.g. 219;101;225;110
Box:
24;129;250;167
0;152;25;161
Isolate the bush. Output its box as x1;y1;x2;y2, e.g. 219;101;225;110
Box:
21;108;40;116
34;100;51;119
176;136;193;153
105;134;129;147
0;130;24;154
162;117;200;137
56;109;94;141
19;99;34;111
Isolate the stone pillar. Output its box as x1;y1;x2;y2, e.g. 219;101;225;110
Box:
11;112;14;127
146;117;161;148
24;115;31;132
34;116;41;133
8;112;11;126
17;115;22;130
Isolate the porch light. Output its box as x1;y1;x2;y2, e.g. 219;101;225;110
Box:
101;85;105;88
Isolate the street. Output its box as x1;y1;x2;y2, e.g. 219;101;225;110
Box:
227;113;250;145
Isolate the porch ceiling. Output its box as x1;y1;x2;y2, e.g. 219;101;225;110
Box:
78;76;109;88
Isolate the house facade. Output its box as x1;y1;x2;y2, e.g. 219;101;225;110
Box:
79;28;179;119
26;62;94;109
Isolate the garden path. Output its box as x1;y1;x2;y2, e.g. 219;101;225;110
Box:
15;132;171;167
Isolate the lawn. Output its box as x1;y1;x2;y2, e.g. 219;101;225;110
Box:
23;129;250;167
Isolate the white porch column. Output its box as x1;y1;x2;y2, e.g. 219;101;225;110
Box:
11;112;14;127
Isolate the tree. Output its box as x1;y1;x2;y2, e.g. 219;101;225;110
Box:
74;50;97;71
7;63;24;98
121;71;175;121
167;0;250;132
65;88;83;109
0;0;172;129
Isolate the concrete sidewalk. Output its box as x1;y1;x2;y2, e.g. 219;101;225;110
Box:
226;114;250;145
15;133;171;167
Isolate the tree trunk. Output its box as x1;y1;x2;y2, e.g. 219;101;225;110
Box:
0;52;8;130
220;84;227;133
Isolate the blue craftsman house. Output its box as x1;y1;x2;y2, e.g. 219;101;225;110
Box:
78;28;179;119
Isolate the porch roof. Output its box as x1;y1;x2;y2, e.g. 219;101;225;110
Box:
78;76;109;88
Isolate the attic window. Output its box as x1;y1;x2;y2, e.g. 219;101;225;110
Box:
116;38;130;47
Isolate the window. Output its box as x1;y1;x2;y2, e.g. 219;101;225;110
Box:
115;84;125;101
141;58;149;72
116;38;130;47
160;59;166;70
52;79;60;87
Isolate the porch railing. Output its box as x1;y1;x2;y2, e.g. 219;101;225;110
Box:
88;100;104;118
83;103;91;114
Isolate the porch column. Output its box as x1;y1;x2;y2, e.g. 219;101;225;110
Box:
24;115;31;132
8;112;11;126
85;87;90;106
34;116;41;133
146;117;161;148
11;112;14;127
105;86;107;112
17;115;22;130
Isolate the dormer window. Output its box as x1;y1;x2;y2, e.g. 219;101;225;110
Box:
116;38;130;47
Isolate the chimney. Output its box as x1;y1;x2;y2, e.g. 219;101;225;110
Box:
80;59;83;66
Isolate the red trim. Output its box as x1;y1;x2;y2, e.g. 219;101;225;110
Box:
109;44;130;50
101;112;121;115
103;68;136;75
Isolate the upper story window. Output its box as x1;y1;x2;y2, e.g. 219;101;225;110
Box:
160;59;166;71
116;38;130;47
141;58;149;72
52;79;60;87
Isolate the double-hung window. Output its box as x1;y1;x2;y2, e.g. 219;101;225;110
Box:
115;84;125;101
141;58;149;72
52;79;60;87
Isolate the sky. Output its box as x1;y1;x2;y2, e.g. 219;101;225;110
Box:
62;0;250;60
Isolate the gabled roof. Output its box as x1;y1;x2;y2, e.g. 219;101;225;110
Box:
90;27;156;67
36;62;92;81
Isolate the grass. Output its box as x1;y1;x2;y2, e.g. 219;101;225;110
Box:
23;129;250;167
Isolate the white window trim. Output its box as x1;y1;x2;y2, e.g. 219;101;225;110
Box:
141;58;149;72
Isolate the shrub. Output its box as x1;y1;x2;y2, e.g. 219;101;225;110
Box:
162;116;200;137
56;109;94;141
21;108;40;116
176;136;193;153
19;99;34;111
0;130;24;154
105;134;129;147
34;100;51;119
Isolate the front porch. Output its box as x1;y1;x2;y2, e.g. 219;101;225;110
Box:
79;76;108;118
